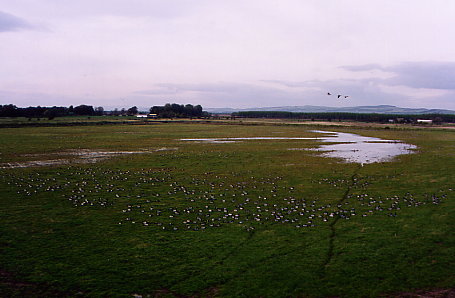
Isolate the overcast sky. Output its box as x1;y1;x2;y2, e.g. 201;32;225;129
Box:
1;0;455;109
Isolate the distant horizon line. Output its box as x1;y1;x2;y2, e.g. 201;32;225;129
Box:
4;103;455;112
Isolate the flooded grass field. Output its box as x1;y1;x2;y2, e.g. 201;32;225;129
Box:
0;123;454;297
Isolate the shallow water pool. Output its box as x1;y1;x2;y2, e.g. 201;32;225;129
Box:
306;130;417;164
181;130;417;165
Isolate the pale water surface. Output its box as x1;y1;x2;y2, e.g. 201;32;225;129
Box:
180;137;318;143
181;130;417;165
306;130;417;164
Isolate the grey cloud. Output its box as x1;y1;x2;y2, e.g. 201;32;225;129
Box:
0;11;33;32
343;61;455;90
387;62;455;90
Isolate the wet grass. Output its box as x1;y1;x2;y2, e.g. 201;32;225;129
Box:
0;123;454;297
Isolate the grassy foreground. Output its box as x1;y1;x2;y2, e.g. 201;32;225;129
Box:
0;123;454;297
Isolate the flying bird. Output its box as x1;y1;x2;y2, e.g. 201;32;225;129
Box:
329;92;349;99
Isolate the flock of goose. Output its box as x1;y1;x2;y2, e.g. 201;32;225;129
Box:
3;167;449;232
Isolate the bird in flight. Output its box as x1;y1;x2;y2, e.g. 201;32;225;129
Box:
327;92;350;99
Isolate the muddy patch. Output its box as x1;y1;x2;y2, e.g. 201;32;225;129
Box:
0;148;178;169
386;287;455;297
0;268;84;297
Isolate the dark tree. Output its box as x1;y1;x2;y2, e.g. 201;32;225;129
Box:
73;105;95;116
194;105;203;116
127;106;138;115
149;103;209;118
184;104;194;116
94;106;104;116
0;104;18;117
150;106;163;114
44;109;57;120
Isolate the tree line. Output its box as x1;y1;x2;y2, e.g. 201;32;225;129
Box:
149;103;209;118
0;103;210;119
232;111;455;123
0;104;104;119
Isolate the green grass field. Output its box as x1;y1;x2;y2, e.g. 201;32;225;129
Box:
0;122;454;297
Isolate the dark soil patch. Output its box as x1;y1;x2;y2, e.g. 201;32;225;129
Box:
0;269;83;297
387;288;455;298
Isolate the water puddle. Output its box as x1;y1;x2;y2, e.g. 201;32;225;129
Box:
181;130;417;165
180;137;319;143
305;130;417;164
0;148;178;169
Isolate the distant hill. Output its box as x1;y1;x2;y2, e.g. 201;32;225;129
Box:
206;105;455;115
